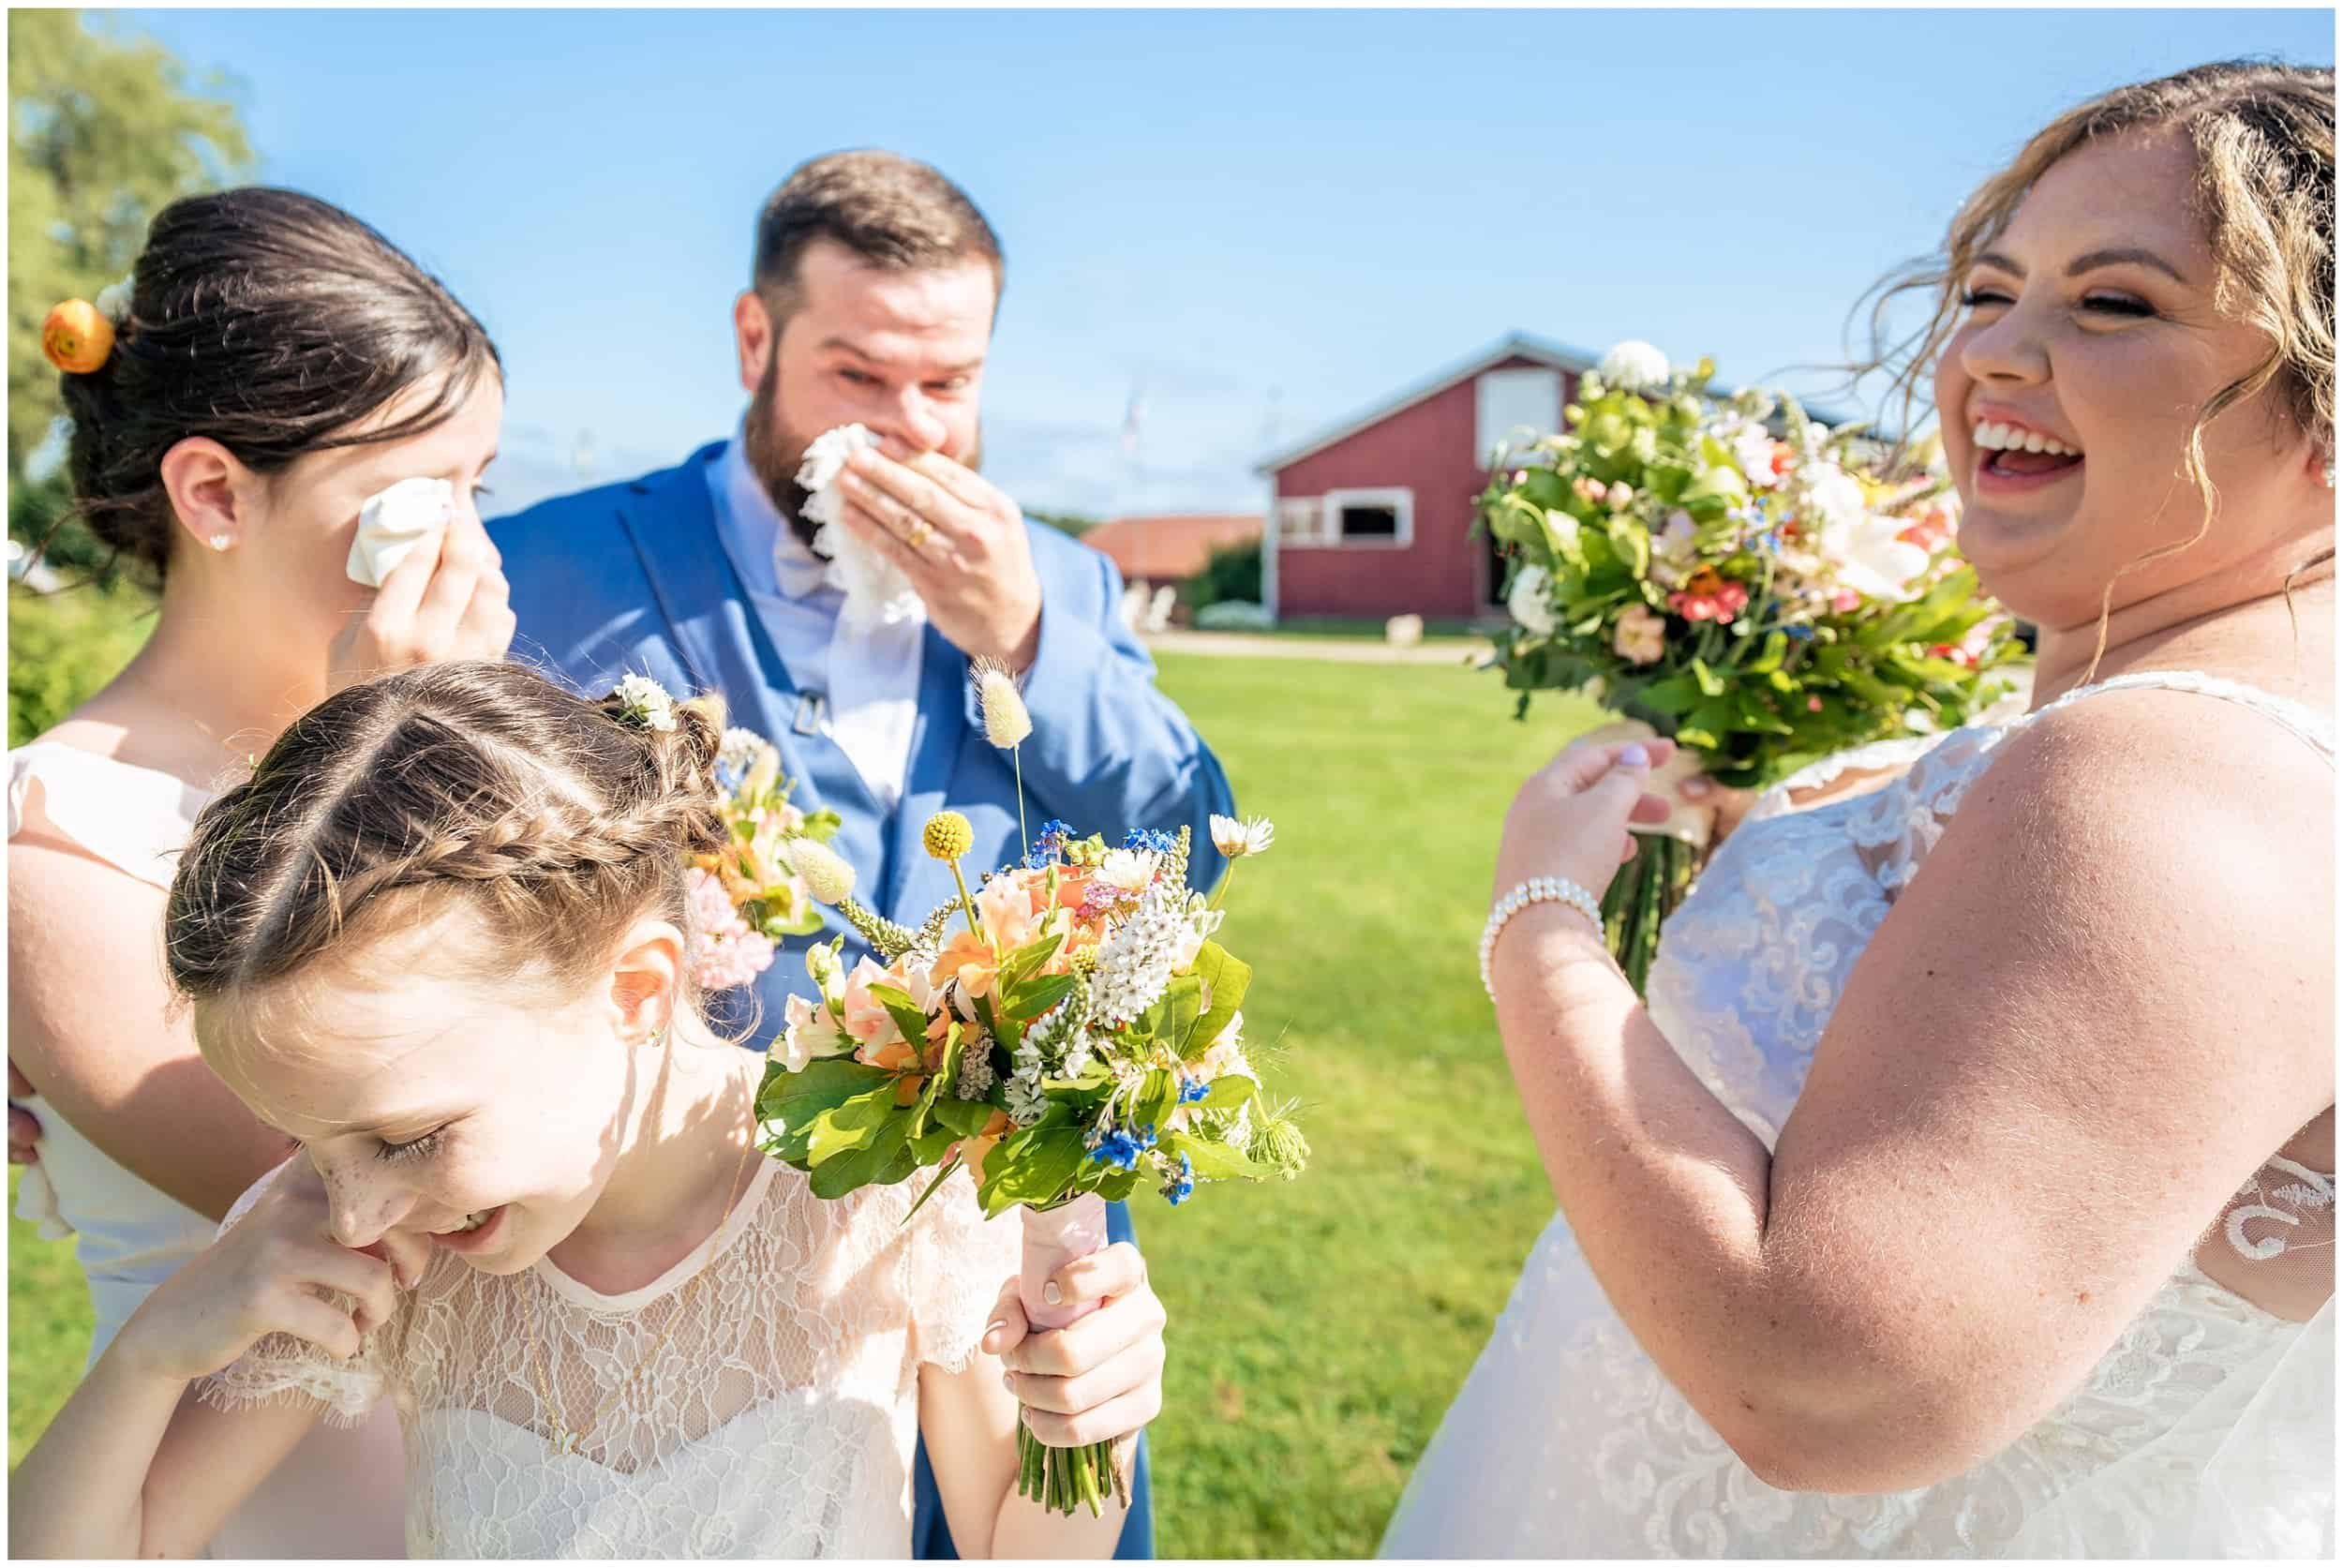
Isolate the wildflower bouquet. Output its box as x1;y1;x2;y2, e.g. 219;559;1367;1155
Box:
1485;342;2025;990
657;688;849;996
754;670;1303;1517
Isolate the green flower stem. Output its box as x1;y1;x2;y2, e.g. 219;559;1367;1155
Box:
1208;859;1238;913
947;860;986;947
1013;745;1029;863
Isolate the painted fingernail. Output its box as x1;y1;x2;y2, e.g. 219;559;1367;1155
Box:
839;472;864;493
1043;1280;1064;1306
984;1318;1007;1341
1617;743;1649;768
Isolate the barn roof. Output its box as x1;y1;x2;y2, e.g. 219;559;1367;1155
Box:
1255;333;1599;475
1256;331;1859;476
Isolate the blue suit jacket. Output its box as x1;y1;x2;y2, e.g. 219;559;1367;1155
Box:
491;441;1233;1559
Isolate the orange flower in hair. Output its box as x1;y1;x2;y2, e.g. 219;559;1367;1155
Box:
41;300;113;374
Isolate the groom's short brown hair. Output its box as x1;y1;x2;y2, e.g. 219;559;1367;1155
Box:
751;150;1004;326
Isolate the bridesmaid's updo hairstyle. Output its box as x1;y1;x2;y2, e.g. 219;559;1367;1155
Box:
165;662;728;1044
57;187;500;581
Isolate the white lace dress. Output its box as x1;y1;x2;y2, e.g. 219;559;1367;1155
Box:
199;1150;1022;1558
1380;672;2336;1559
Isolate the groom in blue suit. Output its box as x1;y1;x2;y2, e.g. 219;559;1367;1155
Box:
491;150;1229;1559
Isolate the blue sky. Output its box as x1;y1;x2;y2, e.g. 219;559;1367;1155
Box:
99;7;2336;518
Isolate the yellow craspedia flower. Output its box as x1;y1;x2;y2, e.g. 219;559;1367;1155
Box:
923;811;974;862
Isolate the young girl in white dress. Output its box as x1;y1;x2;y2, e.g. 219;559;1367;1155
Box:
9;185;516;1557
8;659;1169;1560
1385;60;2335;1557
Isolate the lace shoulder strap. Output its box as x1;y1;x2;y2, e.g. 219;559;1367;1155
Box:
2024;670;2336;767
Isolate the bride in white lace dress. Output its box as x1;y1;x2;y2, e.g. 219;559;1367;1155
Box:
1383;61;2336;1559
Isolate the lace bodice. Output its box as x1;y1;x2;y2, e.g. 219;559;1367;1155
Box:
1383;672;2336;1559
201;1151;1021;1558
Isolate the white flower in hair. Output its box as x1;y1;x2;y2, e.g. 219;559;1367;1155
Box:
794;423;925;630
93;275;135;325
614;674;678;732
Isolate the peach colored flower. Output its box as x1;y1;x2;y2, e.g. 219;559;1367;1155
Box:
840;956;905;1048
931;928;999;1001
977;874;1047;952
1613;604;1667;665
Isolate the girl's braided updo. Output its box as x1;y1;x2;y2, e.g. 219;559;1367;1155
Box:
166;661;727;1023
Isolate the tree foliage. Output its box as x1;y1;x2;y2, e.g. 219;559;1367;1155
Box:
8;10;251;482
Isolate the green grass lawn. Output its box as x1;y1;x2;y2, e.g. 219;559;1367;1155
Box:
4;650;1598;1557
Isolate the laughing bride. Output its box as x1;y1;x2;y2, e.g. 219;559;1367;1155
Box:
1383;59;2335;1559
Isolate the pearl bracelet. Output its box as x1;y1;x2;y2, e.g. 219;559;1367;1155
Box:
1480;876;1605;1002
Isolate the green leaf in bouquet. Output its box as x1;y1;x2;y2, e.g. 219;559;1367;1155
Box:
1513;468;1569;511
1643;459;1694;504
1690;658;1725;698
759;1057;896;1166
1200;1071;1259;1111
1000;971;1079;1024
1588;410;1632;455
1634;673;1705;716
995;930;1067;995
1136;974;1203;1052
762;893;828;938
900;1154;964;1227
1835;667;1901;708
930;1092;1001;1138
810;1114;918;1199
1136;1068;1182;1136
863;982;938;1059
911;1123;962;1167
1090;1167;1142;1204
1164;1130;1271;1181
800;808;845;843
1730;687;1796;736
977;1125;1089;1218
1676;697;1738;751
1182;941;1252;1058
1747;630;1789;674
1603;515;1651;580
809;1083;903;1166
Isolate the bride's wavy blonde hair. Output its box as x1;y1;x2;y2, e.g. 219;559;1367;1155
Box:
1852;60;2335;677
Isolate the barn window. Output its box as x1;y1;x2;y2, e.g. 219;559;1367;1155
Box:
1276;496;1329;545
1322;487;1414;547
1476;367;1563;467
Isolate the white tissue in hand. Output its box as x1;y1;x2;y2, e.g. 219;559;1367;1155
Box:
794;424;925;628
347;477;454;588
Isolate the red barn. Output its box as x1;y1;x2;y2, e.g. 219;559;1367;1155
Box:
1259;334;1595;624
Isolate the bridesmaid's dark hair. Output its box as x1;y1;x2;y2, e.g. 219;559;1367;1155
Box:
54;187;500;581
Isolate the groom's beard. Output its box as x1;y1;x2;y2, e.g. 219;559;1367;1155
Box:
739;357;986;553
741;358;824;552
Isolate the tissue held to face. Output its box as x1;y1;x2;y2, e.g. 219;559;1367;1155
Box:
238;372;503;652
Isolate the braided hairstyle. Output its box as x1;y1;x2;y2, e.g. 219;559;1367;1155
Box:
166;661;727;1032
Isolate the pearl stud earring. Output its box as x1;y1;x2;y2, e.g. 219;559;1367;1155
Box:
208;532;231;551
